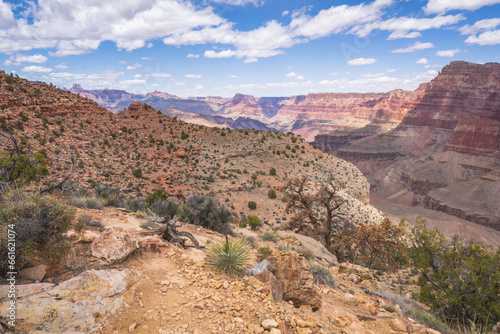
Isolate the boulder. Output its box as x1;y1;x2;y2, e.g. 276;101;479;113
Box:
254;269;283;302
91;226;139;263
266;251;322;311
19;264;47;282
0;269;135;334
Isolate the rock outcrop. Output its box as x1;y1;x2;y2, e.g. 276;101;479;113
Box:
266;251;322;311
0;269;134;333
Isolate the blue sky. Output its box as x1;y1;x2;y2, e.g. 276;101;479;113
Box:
0;0;499;97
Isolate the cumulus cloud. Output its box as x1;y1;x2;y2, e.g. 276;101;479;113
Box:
392;41;435;53
347;57;377;65
21;66;53;73
387;31;422;40
286;72;298;77
187;54;200;58
186;74;202;78
459;18;500;35
424;0;500;14
465;29;500;45
436;49;460;57
416;58;429;64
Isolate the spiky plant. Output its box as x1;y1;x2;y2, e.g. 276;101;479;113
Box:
309;263;336;288
206;237;250;277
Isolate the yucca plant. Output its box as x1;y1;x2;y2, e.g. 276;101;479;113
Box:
206;236;250;276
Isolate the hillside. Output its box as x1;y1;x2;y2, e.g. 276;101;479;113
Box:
318;61;500;234
1;70;382;231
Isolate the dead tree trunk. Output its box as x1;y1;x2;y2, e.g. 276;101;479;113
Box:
143;213;204;249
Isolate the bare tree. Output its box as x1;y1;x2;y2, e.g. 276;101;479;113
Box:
142;211;204;249
284;174;346;251
38;148;79;195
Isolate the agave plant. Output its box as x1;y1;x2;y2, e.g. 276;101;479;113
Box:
206;236;250;277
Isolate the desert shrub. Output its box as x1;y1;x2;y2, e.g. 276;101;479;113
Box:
269;168;276;176
407;216;500;331
257;246;273;261
205;237;250;276
74;214;93;233
267;189;277;199
0;195;75;274
248;201;257;210
71;196;104;210
309;263;336;288
148;198;178;218
247;215;260;230
145;189;169;207
407;310;448;334
92;183;125;207
260;231;278;243
178;194;233;234
132;168;142;178
126;197;146;212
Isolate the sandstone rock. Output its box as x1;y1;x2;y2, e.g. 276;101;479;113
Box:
81;230;100;243
347;274;361;284
0;269;134;333
342;293;359;306
254;269;283;302
276;231;339;265
389;318;407;332
91;227;139;263
19;264;47;282
270;328;282;334
261;319;279;329
267;251;322;311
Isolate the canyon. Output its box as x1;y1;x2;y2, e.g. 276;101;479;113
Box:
69;61;500;235
319;61;500;231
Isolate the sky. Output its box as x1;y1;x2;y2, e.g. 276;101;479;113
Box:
0;0;499;97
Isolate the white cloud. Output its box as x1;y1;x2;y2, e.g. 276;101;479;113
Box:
54;63;68;69
465;29;500;45
436;49;460;57
286;72;298;77
21;66;53;73
210;0;263;6
347;57;377;65
459;18;500;35
147;73;172;78
133;74;143;78
352;14;464;38
296;75;305;80
425;64;443;68
186;74;202;78
424;0;500;14
187;54;200;58
228;75;237;78
243;57;258;63
417;58;429;64
387;31;422;40
47;70;124;89
282;10;289;16
392;41;435;53
386;68;396;73
120;79;146;86
126;63;142;70
0;1;15;29
141;57;155;60
194;84;204;90
118;60;127;64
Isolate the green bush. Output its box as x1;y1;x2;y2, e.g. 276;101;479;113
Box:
269;168;276;176
247;215;260;230
267;189;277;199
68;196;104;210
132;168;142;178
0;195;76;274
0;151;49;183
178;194;233;234
126;197;146;212
181;131;188;139
148;198;178;218
248;201;257;210
408;217;500;330
146;189;169;207
94;184;125;207
257;246;273;261
309;263;336;288
206;237;250;276
407;310;448;334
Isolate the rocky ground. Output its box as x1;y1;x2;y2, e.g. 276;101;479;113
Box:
1;208;441;334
